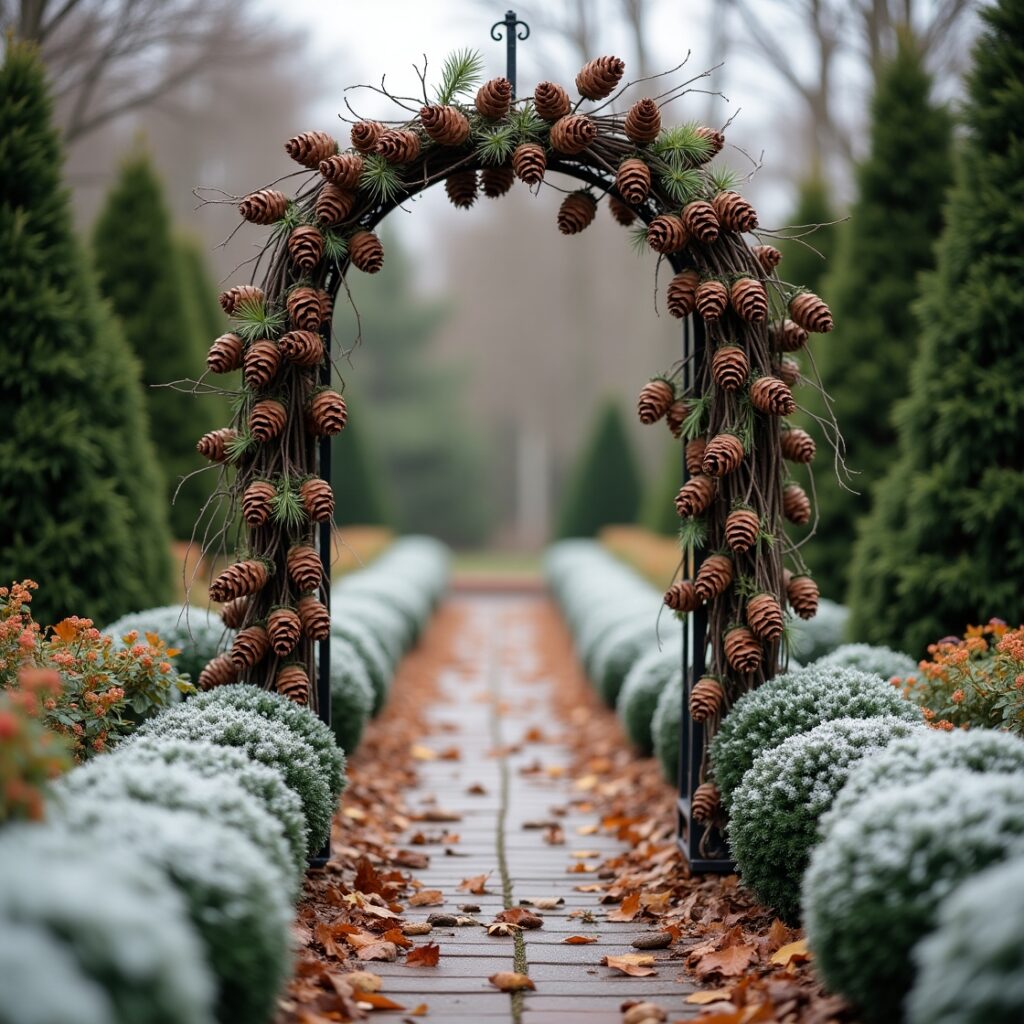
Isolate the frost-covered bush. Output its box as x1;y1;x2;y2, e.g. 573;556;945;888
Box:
652;671;683;784
710;665;922;808
129;702;334;851
0;829;214;1024
59;800;292;1024
617;642;683;754
803;771;1024;1022
330;617;392;714
729;716;923;921
813;643;917;681
908;855;1024;1024
327;635;373;755
330;592;407;665
591;614;660;706
787;598;849;662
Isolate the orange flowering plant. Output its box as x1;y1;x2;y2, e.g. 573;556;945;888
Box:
893;619;1024;735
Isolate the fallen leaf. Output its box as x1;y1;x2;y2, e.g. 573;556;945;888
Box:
438;746;461;760
522;725;547;742
489;971;536;992
466;783;487;795
608;893;641;922
571;849;601;858
602;953;657;977
520;896;564;910
408;1005;428;1016
356;992;406;1010
694;943;758;980
408;889;444;907
640;891;671;914
765;918;793;953
770;939;811;967
544;825;565;845
686;988;733;1005
568;862;596;873
410;744;438;761
457;873;492;895
313;922;348;960
343;970;381;994
487;921;520;936
418;808;462;823
563;934;598;944
576;823;599;835
356;941;398;962
495;907;543;929
406;943;441;967
381;927;413;949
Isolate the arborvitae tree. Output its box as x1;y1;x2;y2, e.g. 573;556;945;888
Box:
848;0;1024;653
557;400;643;538
330;399;393;527
642;444;684;536
0;42;172;623
92;152;217;539
778;175;837;296
175;234;227;344
805;38;952;599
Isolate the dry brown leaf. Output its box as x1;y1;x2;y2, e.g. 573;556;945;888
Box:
313;922;348;960
685;988;733;1005
770;939;811;967
489;971;536;992
343;970;381;994
410;744;437;761
608;892;641;922
466;782;487;795
457;873;492;895
406;942;441;967
355;992;406;1010
601;953;657;977
408;889;444;907
408;1005;428;1017
640;891;670;914
520;896;564;910
568;862;596;873
487;921;520;936
694;943;758;980
571;849;601;858
381;927;413;949
495;907;543;929
563;934;598;944
765;918;793;953
355;941;398;962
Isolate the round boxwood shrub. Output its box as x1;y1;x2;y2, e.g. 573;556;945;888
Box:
787;598;849;662
579;599;658;677
328;635;374;755
129;703;334;851
729;715;923;921
803;770;1024;1022
331;593;406;664
652;671;683;784
813;642;918;681
338;576;429;641
59;799;292;1024
908;855;1024;1024
592;615;659;706
617;643;683;754
0;830;215;1024
330;618;391;714
710;665;922;808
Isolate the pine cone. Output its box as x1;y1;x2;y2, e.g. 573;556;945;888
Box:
783;483;811;525
647;214;688;254
781;427;816;464
221;598;249;630
196;428;237;463
770;319;808;353
702;433;745;477
481;166;514;198
712;190;758;232
319;152;364;187
692;782;721;825
661;400;686;438
350;121;384;153
309;389;348;436
685;438;706;475
776;356;801;387
242;480;276;527
637;379;675;424
279;330;324;367
533;81;571;120
288;226;324;271
682;200;720;244
349;231;384;274
695;280;729;321
444;170;479;210
694;553;733;602
475;77;512;118
219;284;263;315
731;278;768;322
750;375;796;415
315;184;355;226
250;399;287;443
207;333;243;374
549;114;597;155
711;345;749;391
746;592;785;641
243;340;281;390
558;190;597;235
300;477;335;522
575;55;625;100
267;608;302;657
209;559;269;602
512;142;546;185
608;197;636;226
724;507;760;553
752;244;782;272
724;625;763;674
287;287;323;331
615;158;650;205
288;545;323;592
198;654;237;691
276;665;310;705
624;98;661;144
689;678;724;722
790;291;833;333
375;128;420;163
787;575;820;619
667;269;699;318
675;475;716;518
317;289;333;325
694;126;725;159
419;104;471;145
238;189;289;225
664;580;699;613
285;130;337;168
298;596;331;640
230;625;269;669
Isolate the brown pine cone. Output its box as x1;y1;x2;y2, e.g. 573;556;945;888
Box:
549;114;597;155
350;121;384;153
752;244;782;272
695;280;729;321
243;340;280;390
309;389;348;436
682;200;720;244
209;559;269;603
776;356;801;387
375;128;420;163
196;428;238;463
787;575;820;619
557;190;597;235
349;230;384;274
746;592;785;641
242;480;276;527
691;782;721;824
298;596;331;641
783;483;811;525
712;190;758;232
319;152;364;187
221;598;248;630
647;214;688;254
300;477;335;522
664;580;699;613
533;81;571;120
781;427;816;464
198;654;238;691
238;189;289;225
702;433;745;477
624;98;661;143
315;184;355;226
608;197;636;226
285;130;337;168
288;226;324;271
724;507;760;553
770;319;809;353
694;553;733;602
724;625;763;673
267;608;302;657
475;76;512;118
419;104;471;145
689;677;724;722
317;289;333;325
287;287;323;331
276;665;310;705
575;55;625;100
711;345;749;391
230;625;269;669
685;438;706;475
250;399;287;443
219;284;263;315
288;545;323;591
750;375;796;415
636;379;675;425
675;474;716;518
667;269;699;318
512;142;546;185
481;166;514;198
446;170;479;210
278;330;324;367
694;126;725;158
615;158;650;205
207;333;243;374
731;277;769;322
790;291;833;333
665;400;688;439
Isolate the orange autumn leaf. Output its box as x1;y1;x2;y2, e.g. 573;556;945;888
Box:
408;1005;429;1017
356;992;406;1010
770;939;811;967
408;889;444;907
563;935;598;944
607;892;641;922
457;872;492;895
489;971;535;992
313;922;348;959
51;619;78;642
602;953;657;977
695;942;758;980
406;942;441;967
355;941;398;962
639;891;670;914
686;988;734;1004
381;927;413;949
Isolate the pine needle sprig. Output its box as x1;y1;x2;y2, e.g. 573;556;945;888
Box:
231;298;286;343
271;476;306;528
359;154;402;204
678;515;708;554
436;48;485;105
507;103;545;141
682;393;712;440
707;166;739;193
629;223;651;256
659;165;704;205
226;431;257;462
321;229;348;265
651;122;714;165
474;124;516;165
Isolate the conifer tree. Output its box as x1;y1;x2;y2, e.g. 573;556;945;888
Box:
330;399;393;526
805;38;952;599
777;175;837;296
175;234;226;344
642;445;684;536
848;0;1024;653
0;42;172;623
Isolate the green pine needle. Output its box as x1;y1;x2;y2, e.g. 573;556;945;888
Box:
436;48;485;105
359;154;402;205
322;229;348;264
678;515;708;553
681;393;712;441
226;431;257;462
507;103;545;141
231;298;285;343
707;166;739;193
651;122;713;165
629;223;651;256
271;477;306;528
659;166;704;205
474;124;516;165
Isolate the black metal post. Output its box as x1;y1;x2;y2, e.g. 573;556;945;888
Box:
491;9;529;97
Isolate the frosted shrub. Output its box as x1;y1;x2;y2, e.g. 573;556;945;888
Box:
729;716;923;921
813;643;917;681
908;855;1024;1024
337;576;428;641
328;635;374;755
710;665;922;808
591;614;660;706
617;642;683;754
578;596;658;677
803;771;1024;1022
330;592;406;664
787;598;849;662
330;617;391;713
652;672;683;784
